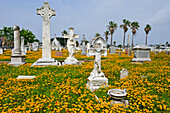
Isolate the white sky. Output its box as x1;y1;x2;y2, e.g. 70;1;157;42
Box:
0;0;170;45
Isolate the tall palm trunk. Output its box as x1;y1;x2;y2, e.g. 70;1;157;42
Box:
132;34;134;48
123;31;125;49
111;33;113;46
145;34;148;45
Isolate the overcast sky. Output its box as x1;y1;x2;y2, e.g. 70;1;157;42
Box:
0;0;170;45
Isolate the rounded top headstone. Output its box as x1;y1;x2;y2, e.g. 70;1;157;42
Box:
13;25;20;31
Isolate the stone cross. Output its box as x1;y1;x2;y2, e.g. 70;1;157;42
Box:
64;28;79;39
88;42;107;74
37;1;56;60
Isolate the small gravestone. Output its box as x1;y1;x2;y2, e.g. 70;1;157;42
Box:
81;34;87;55
119;51;121;56
0;48;3;54
109;46;116;54
120;68;129;79
132;45;151;62
16;75;36;79
55;51;63;56
21;36;26;55
32;42;39;51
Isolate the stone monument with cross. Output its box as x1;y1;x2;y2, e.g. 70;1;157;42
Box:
86;36;108;91
64;28;79;65
32;1;59;66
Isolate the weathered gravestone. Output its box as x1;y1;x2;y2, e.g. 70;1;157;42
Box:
86;37;108;91
109;46;116;54
16;75;36;79
32;42;39;51
51;38;62;51
64;28;79;65
120;68;129;79
9;25;26;66
132;45;151;62
21;36;26;55
81;34;87;55
55;51;63;56
0;48;3;54
32;2;59;66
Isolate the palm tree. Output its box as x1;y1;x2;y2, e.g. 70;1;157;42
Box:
104;31;110;43
131;21;140;47
107;21;117;46
113;41;116;46
61;30;67;36
94;33;101;37
120;19;131;49
144;24;151;45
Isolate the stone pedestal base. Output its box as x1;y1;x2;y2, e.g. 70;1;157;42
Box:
86;71;108;91
9;55;26;66
132;58;151;62
109;46;116;54
31;58;60;66
64;57;79;65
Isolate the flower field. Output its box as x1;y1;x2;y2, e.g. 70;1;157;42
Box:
0;49;169;112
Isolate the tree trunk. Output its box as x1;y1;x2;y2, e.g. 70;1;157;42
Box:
111;33;113;46
145;34;148;45
123;31;125;49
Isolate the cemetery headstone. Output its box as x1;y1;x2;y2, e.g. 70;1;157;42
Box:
32;1;59;66
0;48;3;54
64;28;79;65
16;75;36;79
21;36;26;55
32;42;39;51
81;34;87;55
86;43;90;57
55;51;63;56
51;38;62;51
109;46;116;54
132;45;151;62
120;68;129;79
86;37;108;91
9;25;26;66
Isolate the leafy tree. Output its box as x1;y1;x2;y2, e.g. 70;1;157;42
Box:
107;21;117;46
94;33;101;37
20;28;37;45
120;19;131;49
131;21;140;47
104;31;110;43
144;24;151;45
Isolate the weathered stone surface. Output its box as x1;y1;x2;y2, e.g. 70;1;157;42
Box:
9;25;26;66
86;37;108;91
0;48;3;54
81;34;87;55
64;28;79;65
132;45;151;62
21;36;26;55
32;2;59;66
16;75;36;79
109;46;116;54
120;68;129;79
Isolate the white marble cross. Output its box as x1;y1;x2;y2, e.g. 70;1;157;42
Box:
37;1;55;60
64;28;79;39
